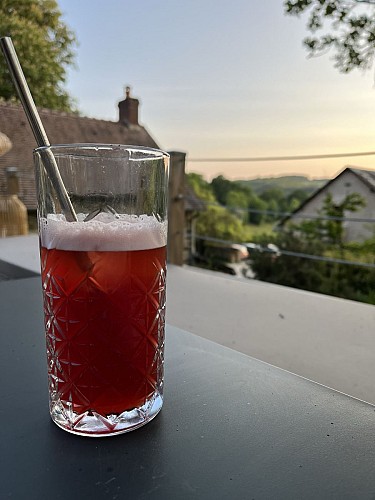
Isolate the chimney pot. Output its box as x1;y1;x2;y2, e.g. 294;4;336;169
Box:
118;86;139;126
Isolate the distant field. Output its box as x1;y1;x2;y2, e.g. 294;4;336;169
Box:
244;223;275;240
238;175;327;195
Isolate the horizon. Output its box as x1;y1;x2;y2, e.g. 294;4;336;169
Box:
186;162;375;182
186;168;331;182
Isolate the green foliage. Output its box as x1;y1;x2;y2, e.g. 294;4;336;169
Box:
187;172;317;243
288;192;366;247
252;229;375;304
195;204;251;242
188;173;373;303
252;230;329;292
211;175;275;225
247;193;268;225
187;173;255;242
226;189;249;223
0;0;77;111
284;0;375;73
239;175;326;195
286;189;309;213
211;175;233;204
321;192;366;247
186;173;215;202
259;187;285;203
209;174;319;225
252;192;374;304
345;236;375;257
188;172;373;303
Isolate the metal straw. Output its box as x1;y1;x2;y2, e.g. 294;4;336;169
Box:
0;36;78;222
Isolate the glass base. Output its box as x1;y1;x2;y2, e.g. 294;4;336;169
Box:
50;391;163;437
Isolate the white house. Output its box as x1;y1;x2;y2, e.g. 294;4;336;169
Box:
280;166;375;242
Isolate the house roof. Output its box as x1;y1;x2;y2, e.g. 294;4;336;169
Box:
278;166;375;226
0;100;159;209
350;167;375;191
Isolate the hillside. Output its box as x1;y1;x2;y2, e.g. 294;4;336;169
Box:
238;175;327;195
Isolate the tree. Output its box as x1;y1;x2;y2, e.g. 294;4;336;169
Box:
286;188;310;212
226;189;249;223
320;192;366;247
284;0;375;73
0;0;77;111
251;228;375;304
295;192;366;248
211;175;233;205
195;204;250;242
186;173;215;202
247;193;267;225
187;173;253;241
251;230;329;292
251;191;373;304
259;187;285;204
259;187;286;221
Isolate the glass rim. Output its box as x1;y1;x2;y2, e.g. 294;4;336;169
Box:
33;143;170;159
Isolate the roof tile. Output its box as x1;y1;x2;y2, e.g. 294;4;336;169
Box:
0;101;159;209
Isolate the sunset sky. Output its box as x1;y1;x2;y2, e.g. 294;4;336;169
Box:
59;0;375;180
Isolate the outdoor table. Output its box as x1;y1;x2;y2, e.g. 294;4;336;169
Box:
1;276;375;499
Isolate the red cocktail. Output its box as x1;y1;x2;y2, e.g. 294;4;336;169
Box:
41;244;166;417
34;144;169;436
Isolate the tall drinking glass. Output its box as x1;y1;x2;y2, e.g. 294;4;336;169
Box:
33;144;169;437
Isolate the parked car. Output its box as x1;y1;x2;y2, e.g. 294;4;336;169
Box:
244;242;262;256
244;242;280;260
266;243;281;257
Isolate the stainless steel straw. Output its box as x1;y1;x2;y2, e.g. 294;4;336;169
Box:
0;36;78;222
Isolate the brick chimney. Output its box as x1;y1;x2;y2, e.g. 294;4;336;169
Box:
118;86;139;126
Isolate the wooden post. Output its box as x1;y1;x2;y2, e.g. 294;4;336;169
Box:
168;151;186;266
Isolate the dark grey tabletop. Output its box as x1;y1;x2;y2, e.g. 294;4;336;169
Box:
1;276;375;499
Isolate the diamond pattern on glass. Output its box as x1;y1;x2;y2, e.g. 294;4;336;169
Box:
41;245;166;434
